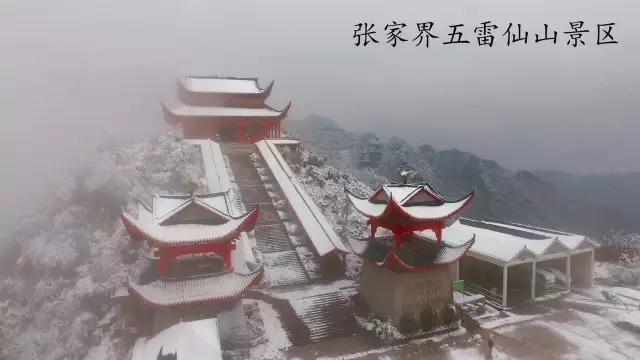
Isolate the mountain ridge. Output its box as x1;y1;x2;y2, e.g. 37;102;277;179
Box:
284;115;638;236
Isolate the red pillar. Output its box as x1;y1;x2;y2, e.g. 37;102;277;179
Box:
224;247;232;269
434;228;442;242
394;230;404;248
159;254;168;276
370;225;378;239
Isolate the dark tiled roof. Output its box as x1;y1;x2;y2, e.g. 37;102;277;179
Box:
129;258;263;306
360;235;474;272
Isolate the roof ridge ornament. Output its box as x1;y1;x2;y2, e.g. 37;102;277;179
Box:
397;165;418;184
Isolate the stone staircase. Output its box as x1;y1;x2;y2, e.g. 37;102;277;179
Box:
221;143;359;345
291;290;360;343
221;143;309;287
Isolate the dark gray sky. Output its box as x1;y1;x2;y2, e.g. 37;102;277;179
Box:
0;0;637;222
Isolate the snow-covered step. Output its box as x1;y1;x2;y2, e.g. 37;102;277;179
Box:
220;143;256;154
255;206;282;227
253;225;292;253
289;290;359;343
235;186;273;205
260;250;309;287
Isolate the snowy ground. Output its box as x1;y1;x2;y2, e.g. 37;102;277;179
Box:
247;264;640;360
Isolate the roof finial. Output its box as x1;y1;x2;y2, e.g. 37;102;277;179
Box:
397;166;418;185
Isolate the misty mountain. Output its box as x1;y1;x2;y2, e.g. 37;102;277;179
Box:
533;170;640;225
284;115;638;236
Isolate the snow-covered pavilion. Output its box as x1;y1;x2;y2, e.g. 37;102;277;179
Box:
131;318;222;360
162;75;291;142
417;218;599;308
118;191;264;334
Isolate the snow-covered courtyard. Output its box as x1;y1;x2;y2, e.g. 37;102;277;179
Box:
245;263;640;360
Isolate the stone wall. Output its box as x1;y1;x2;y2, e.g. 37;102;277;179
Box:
359;262;454;326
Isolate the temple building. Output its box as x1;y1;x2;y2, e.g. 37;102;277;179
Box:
162;76;291;142
345;176;475;328
117;192;264;334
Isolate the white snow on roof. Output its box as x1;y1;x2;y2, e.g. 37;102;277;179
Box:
420;221;530;263
420;218;594;265
483;221;589;250
198;196;227;213
184;76;262;94
122;209;253;246
168;103;282;117
347;192;471;220
153;196;188;221
384;186;416;202
267;139;300;146
137;201;153;223
151;194;232;224
256;140;348;256
130;318;222;360
130;260;263;306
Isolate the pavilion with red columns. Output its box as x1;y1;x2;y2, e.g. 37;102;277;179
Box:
344;177;476;329
345;180;475;248
161;75;291;142
119;192;264;334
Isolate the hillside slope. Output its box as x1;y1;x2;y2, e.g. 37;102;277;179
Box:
285;115;637;236
0;132;205;360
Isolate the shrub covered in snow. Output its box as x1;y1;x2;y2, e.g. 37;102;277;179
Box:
609;253;640;286
250;153;261;162
279;148;372;245
355;315;404;342
276;210;290;221
273;200;286;210
295;246;320;280
441;304;459;326
345;253;362;280
256;167;268;177
420;307;441;331
599;230;640;249
267;191;281;202
0;131;204;360
399;312;421;334
284;222;301;237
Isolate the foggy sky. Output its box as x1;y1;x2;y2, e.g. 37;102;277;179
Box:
1;0;638;224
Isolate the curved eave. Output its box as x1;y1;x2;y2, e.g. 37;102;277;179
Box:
258;80;274;97
120;206;260;247
129;265;264;307
345;188;385;218
160;101;181;126
367;235;475;272
266;101;291;120
395;189;475;221
346;188;474;222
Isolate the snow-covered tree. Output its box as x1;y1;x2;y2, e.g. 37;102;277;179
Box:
0;131;204;360
599;229;640;249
